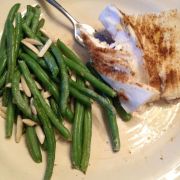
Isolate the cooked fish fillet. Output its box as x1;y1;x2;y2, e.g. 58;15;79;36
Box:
126;8;180;100
82;5;180;112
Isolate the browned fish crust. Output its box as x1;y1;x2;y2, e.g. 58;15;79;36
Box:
82;9;180;101
125;10;178;94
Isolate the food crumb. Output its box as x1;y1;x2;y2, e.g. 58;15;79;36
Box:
128;150;132;154
147;136;151;140
170;137;174;142
160;155;163;160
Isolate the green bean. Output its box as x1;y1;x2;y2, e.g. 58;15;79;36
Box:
71;101;84;169
36;59;48;71
2;89;10;106
80;107;92;173
0;71;7;89
3;17;17;108
6;19;16;83
112;97;132;122
22;46;48;69
37;18;45;32
57;39;86;68
22;92;29;104
43;51;59;78
51;44;69;115
7;3;21;23
49;98;59;117
20;53;59;101
34;98;56;180
41;138;48;151
70;80;120;151
22;22;37;39
22;45;38;59
19;61;71;140
64;57;116;97
21;92;40;124
24;5;34;27
37;34;47;43
1;4;20;104
0;52;7;77
6;97;15;138
64;107;74;123
86;62;131;121
26;126;42;163
37;37;74;109
2;20;15;107
12;70;32;119
0;30;7;77
21;90;40;122
49;98;64;123
69;86;92;106
69;80;115;113
71;79;85;169
49;98;74;123
49;90;74;123
0;3;20;76
104;97;120;152
86;61;103;82
86;61;112;95
14;13;22;59
0;3;20;49
31;5;41;33
86;62;121;150
21;24;59;78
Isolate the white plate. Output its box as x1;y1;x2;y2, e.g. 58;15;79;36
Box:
0;0;180;180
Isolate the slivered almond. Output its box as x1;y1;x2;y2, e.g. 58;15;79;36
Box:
21;39;40;55
41;91;51;99
0;110;6;119
15;115;24;143
45;98;50;106
35;81;42;90
30;98;37;115
22;119;37;126
38;39;52;57
85;81;91;87
70;74;76;81
0;106;6;113
19;83;23;91
21;76;31;97
40;28;52;39
5;83;11;88
55;133;60;141
23;38;43;46
35;126;45;144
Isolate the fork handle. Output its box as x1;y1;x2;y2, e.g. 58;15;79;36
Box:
46;0;79;26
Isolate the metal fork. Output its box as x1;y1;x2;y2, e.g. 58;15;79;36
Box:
45;0;96;47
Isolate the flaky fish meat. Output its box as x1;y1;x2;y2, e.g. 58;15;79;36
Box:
82;5;180;112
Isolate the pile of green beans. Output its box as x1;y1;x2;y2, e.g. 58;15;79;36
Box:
0;3;132;180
